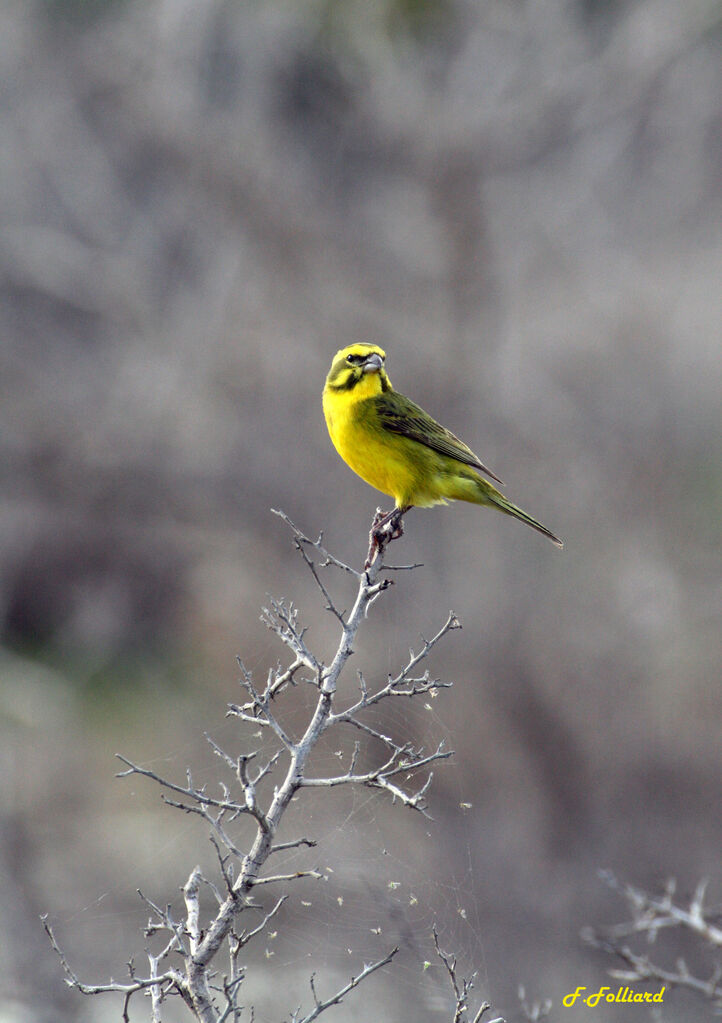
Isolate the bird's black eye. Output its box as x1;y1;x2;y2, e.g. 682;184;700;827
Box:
346;354;364;365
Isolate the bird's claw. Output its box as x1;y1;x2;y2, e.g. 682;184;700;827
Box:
365;507;407;569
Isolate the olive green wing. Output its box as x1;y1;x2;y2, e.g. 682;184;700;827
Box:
372;391;503;485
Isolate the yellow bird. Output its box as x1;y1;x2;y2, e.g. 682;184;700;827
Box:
323;342;562;558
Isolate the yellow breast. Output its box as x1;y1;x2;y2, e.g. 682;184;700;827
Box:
323;379;436;507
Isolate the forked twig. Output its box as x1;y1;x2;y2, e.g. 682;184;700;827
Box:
433;926;504;1023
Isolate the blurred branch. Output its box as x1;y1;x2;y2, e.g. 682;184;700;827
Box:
583;870;722;1010
516;985;552;1022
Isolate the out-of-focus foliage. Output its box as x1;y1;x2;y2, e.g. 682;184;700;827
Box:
1;0;720;1020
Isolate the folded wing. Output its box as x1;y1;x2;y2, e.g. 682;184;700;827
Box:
373;392;504;485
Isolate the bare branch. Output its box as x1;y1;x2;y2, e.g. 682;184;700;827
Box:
237;896;287;949
46;511;459;1020
329;611;459;725
333;712;396;749
42;915;187;1005
271;509;359;578
249;869;324;887
205;732;238;771
184;867;203;955
299;741;451;809
115;755;250;816
209;835;236;894
267;657;305;699
161;797;248;862
294;947;399;1023
289;528;349;625
260;597;322;677
217;974;245;1023
321;742;450;782
517;985;552;1022
235;660;297;749
583;872;722;1009
593;870;722;947
270;837;318;855
230;658;306;713
586;939;722;1004
432;926;502;1023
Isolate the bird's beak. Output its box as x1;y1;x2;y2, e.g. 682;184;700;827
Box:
363;353;383;373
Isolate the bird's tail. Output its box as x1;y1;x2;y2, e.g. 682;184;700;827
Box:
486;489;564;548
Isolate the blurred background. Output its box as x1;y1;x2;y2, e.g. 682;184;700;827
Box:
1;0;721;1020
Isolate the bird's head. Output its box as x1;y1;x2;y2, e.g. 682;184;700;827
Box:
324;343;391;396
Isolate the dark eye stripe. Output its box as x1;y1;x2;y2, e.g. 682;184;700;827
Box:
327;361;359;390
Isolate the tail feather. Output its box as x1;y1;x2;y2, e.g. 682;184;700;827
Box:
487;490;564;548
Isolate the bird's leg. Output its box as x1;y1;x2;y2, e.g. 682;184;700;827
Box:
365;506;411;568
366;508;390;568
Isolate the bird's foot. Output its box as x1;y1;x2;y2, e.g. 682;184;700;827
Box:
365;506;409;570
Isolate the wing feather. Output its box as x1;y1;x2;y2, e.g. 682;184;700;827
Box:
373;392;504;485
